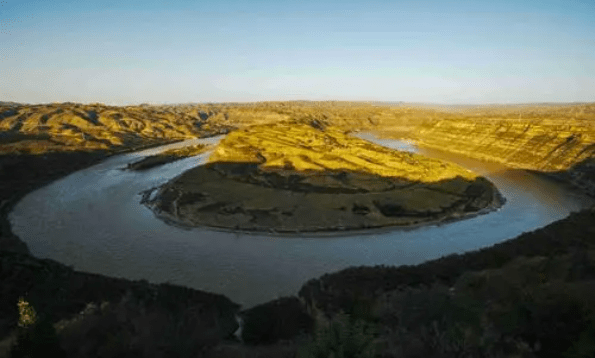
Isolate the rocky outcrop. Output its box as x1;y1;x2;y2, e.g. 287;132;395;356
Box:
144;122;504;233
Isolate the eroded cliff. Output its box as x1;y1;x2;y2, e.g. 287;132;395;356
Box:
368;104;595;173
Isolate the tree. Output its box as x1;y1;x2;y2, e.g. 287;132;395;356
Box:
9;297;65;358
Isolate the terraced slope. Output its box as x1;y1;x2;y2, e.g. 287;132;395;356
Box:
370;103;595;172
144;122;503;233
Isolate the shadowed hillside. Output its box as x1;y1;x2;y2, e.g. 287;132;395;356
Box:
297;207;595;358
0;251;240;358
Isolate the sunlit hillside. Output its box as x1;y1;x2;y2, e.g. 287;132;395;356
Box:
2;100;595;173
209;122;477;183
373;103;595;172
0;103;220;154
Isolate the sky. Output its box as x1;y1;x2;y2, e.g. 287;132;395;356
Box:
0;0;594;105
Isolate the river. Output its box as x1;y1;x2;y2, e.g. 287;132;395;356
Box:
9;134;594;309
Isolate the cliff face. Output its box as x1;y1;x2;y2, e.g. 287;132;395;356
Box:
370;104;595;173
206;102;595;175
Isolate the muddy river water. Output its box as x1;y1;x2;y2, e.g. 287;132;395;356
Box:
9;134;594;308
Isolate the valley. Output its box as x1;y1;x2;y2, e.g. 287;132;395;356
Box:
1;101;595;357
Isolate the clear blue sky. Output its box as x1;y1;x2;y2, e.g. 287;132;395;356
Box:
1;0;594;105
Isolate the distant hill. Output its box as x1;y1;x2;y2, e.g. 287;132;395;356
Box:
1;101;595;173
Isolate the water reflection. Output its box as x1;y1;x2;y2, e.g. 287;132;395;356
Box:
354;132;418;153
9;134;594;308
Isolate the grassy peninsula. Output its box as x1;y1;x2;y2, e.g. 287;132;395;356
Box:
144;121;503;233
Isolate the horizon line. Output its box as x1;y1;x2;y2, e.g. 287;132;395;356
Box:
1;100;593;107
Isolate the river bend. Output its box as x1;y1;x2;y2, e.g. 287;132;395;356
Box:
9;134;593;308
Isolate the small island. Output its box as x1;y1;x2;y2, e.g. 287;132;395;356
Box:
142;121;505;233
126;144;212;170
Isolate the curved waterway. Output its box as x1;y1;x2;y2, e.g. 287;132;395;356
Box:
9;134;594;308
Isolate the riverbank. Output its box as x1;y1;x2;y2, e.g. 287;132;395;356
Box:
0;130;240;357
295;206;595;357
139;194;505;239
0;138;187;253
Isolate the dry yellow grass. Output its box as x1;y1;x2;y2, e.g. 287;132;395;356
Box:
367;103;595;172
2;101;594;173
209;122;477;183
0;103;221;154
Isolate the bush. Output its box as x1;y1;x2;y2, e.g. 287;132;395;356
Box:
9;298;65;358
298;311;377;358
241;296;313;345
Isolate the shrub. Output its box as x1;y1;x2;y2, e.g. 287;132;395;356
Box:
241;296;313;345
298;311;377;358
9;297;65;358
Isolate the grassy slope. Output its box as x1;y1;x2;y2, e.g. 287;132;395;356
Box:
209;122;477;182
198;101;595;172
4;101;594;172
